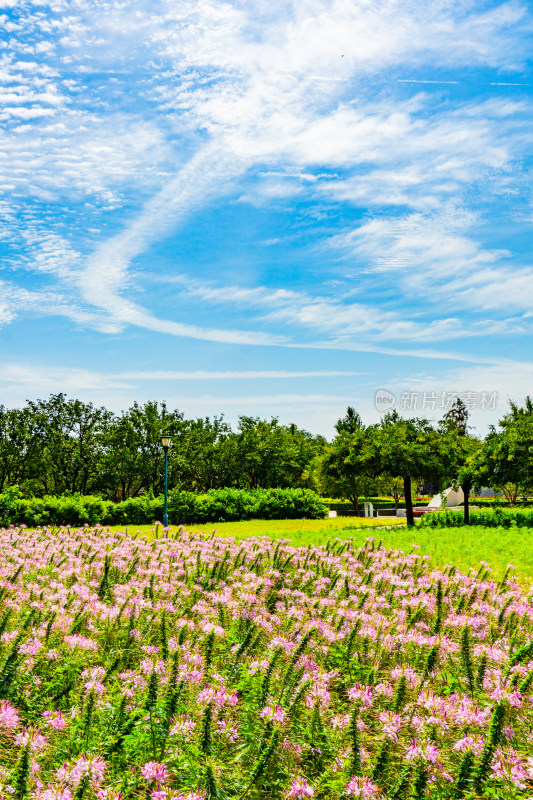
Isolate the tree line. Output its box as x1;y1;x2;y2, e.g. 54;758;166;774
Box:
1;392;533;526
0;394;325;499
322;396;533;525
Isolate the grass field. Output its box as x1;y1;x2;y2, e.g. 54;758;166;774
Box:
114;516;533;583
116;515;404;543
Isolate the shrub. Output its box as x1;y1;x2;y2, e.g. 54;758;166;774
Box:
418;507;533;528
0;487;328;527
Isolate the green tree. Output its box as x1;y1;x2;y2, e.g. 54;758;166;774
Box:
233;417;323;490
320;410;376;512
0;406;39;492
367;412;449;526
475;397;533;505
25;394;112;495
170;416;237;491
335;406;363;435
101;402;183;498
439;398;481;524
375;474;404;512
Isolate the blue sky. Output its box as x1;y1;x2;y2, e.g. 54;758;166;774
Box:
0;0;532;436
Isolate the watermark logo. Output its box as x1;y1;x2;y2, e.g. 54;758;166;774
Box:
375;388;396;412
374;390;498;412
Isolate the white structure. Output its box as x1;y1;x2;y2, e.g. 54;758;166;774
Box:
364;502;374;518
427;486;464;509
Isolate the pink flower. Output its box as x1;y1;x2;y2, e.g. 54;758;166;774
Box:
170;716;196;739
452;735;483;755
405;740;439;764
345;776;379;798
174;794;205;800
378;711;401;742
260;703;287;724
43;711;67;731
347;684;374;707
286;778;314;798
142;762;168;785
15;728;46;751
0;699;20;729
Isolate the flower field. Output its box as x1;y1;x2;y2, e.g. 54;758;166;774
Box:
0;526;532;799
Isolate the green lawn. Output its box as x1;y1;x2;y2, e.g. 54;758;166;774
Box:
116;514;405;543
114;518;533;584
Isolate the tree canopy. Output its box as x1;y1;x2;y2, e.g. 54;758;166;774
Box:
2;394;533;526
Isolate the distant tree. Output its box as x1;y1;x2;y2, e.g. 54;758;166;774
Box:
366;412;449;526
320;410;377;512
0;406;40;492
320;431;375;512
475;397;533;505
335;406;363;435
375;473;404;512
232;417;323;490
439;397;469;437
25;394;111;495
439;398;480;524
171;416;237;491
100;401;183;498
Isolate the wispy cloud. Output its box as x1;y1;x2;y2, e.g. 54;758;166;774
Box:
331;206;533;316
117;369;361;380
59;0;531;345
0;0;531;429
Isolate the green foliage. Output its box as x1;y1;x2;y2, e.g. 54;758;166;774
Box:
13;745;31;799
0;396;328;499
419;508;533;527
0;487;327;526
473;703;506;792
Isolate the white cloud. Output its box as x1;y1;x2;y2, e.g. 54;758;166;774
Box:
331;207;533;317
0;0;530;363
170;272;523;347
117;369;360;380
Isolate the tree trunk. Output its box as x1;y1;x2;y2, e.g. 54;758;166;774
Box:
462;478;471;525
404;475;414;526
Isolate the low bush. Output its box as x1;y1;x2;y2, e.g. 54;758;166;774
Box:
0;487;327;526
467;496;533;507
419;507;533;527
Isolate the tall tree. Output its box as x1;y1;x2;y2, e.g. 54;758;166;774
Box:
25;394;111;495
320;426;376;513
335;406;363;435
233;417;322;490
367;412;448;526
0;406;39;491
440;397;469;437
475;397;533;505
439;398;480;524
102;402;183;498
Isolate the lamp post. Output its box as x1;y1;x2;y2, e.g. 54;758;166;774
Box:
160;435;172;527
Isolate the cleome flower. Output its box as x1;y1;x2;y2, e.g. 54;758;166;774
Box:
286;778;315;798
0;699;20;730
344;776;380;798
142;762;168;785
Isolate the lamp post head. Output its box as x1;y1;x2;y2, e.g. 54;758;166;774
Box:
160;435;172;450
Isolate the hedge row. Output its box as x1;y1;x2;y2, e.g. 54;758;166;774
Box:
0;487;328;527
418;508;533;528
328;498;408;511
467;497;533;507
